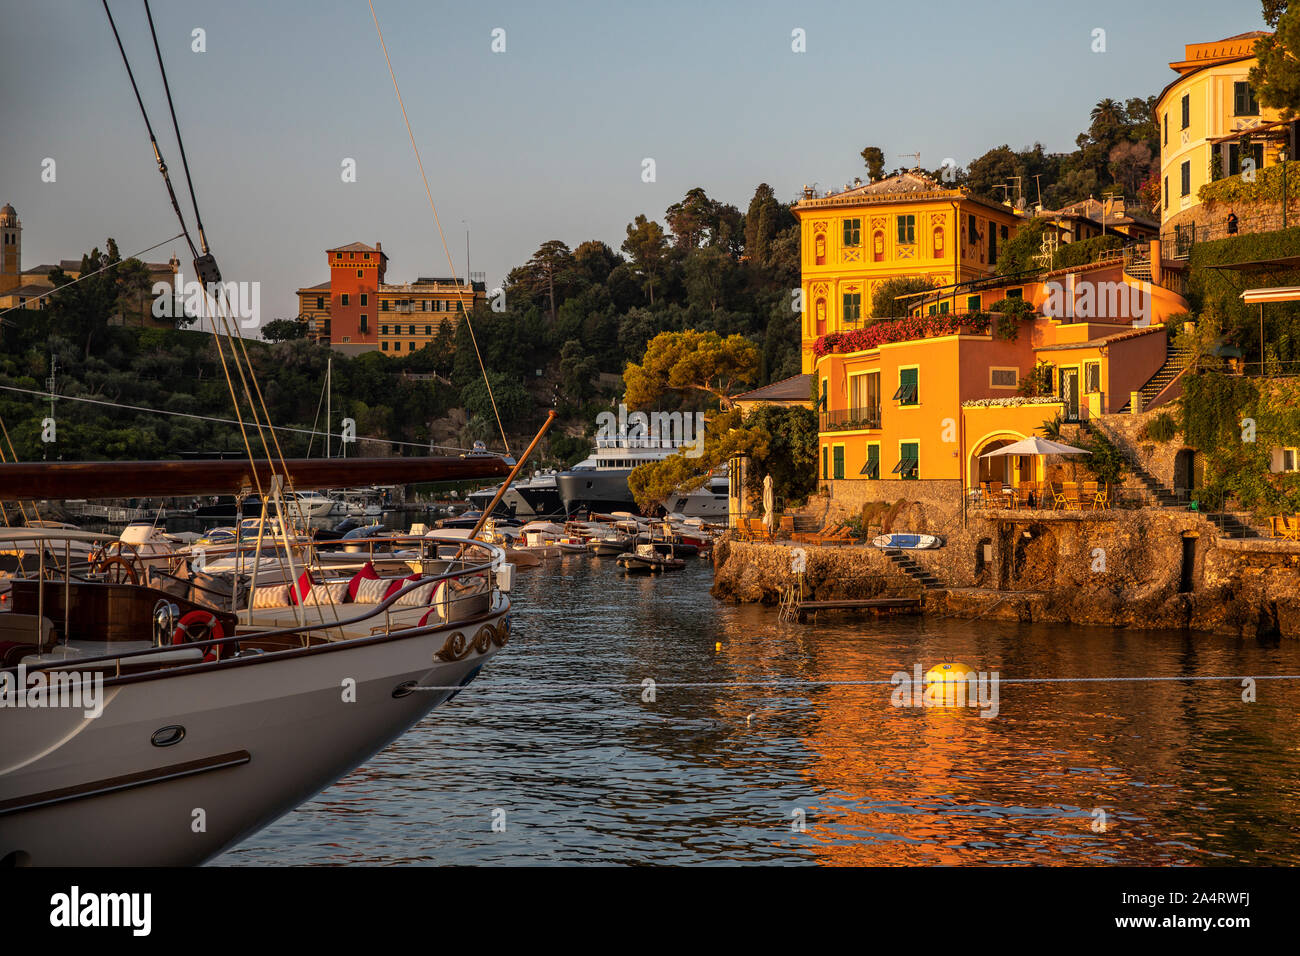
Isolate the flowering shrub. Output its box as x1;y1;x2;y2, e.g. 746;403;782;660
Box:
812;313;992;357
962;396;1061;407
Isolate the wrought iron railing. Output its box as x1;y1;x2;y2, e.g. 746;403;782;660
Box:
820;406;881;432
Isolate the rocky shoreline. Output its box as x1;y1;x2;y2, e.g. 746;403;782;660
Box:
712;507;1300;639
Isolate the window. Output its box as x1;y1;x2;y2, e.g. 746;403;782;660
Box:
832;445;845;480
1006;288;1023;300
381;300;389;311
335;252;342;260
968;215;978;247
894;367;918;406
1180;160;1191;197
1180;93;1189;129
842;218;861;247
421;300;427;311
340;293;349;307
424;325;432;335
967;294;981;311
393;341;401;351
359;315;368;333
896;214;915;245
893;442;919;480
1234;82;1259;116
1084;361;1101;393
1283;448;1300;472
849;371;880;422
322;319;330;334
938;301;949;314
316;296;324;310
842;292;862;323
861;444;880;479
989;225;998;264
410;342;416;351
360;293;367;306
408;324;415;335
1163;177;1169;210
822;446;829;480
990;368;1019;388
1163;112;1167;146
356;269;362;277
380;325;388;335
381;341;388;351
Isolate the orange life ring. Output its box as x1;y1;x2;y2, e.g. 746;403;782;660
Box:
171;610;225;663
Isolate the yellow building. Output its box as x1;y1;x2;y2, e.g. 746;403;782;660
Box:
793;171;1024;373
1155;31;1294;229
0;202;180;324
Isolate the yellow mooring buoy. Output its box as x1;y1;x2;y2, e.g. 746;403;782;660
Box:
923;661;977;708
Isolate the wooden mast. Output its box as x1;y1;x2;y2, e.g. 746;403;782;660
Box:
0;455;509;501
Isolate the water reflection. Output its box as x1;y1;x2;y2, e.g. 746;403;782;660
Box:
223;556;1300;865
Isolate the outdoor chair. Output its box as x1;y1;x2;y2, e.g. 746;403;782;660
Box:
1286;516;1300;541
1081;481;1099;511
1092;483;1111;510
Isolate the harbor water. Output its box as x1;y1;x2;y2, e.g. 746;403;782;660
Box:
221;556;1300;865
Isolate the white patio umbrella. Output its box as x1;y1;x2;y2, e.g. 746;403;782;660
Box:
762;474;775;531
978;437;1090;458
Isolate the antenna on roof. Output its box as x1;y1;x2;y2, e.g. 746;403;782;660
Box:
898;151;921;169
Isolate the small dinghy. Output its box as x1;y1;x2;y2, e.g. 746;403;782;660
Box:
871;533;944;550
616;542;685;573
588;535;631;556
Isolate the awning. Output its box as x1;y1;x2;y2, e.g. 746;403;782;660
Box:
1241;286;1300;304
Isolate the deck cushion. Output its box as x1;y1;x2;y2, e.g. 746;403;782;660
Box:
346;561;379;601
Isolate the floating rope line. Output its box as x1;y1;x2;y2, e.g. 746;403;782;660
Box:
368;0;512;458
0;383;476;453
403;674;1300;692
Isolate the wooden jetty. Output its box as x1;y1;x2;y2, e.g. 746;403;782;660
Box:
791;596;922;623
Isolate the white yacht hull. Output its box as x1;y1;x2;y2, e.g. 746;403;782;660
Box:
0;601;508;866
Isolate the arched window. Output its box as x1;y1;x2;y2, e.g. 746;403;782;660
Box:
932;225;945;259
814;235;826;265
872;231;885;262
815;298;827;336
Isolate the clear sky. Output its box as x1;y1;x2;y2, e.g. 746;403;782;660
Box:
0;0;1271;329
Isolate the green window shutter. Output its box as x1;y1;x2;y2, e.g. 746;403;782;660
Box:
967;295;981;312
895;441;919;480
822;445;828;480
862;445;880;479
893;367;918;406
833;446;845;480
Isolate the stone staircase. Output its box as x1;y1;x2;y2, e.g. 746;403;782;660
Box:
1077;419;1260;538
881;549;944;589
1118;345;1194;413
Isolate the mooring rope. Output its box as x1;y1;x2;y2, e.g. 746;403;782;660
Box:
402;673;1300;692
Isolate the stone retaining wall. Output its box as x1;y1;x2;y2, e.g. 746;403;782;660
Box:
713;507;1300;637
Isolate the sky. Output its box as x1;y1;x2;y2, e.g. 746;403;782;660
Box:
0;0;1273;330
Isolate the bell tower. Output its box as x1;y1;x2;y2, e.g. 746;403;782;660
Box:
0;204;20;294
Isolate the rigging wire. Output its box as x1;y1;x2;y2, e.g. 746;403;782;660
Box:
99;0;198;262
142;0;210;256
0;383;477;453
367;0;512;458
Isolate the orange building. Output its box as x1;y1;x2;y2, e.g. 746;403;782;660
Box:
295;242;486;355
814;256;1191;490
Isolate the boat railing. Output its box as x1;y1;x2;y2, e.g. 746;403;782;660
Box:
9;535;507;677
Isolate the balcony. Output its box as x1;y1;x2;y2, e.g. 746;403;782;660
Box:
821;405;881;432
